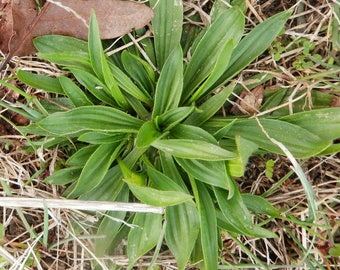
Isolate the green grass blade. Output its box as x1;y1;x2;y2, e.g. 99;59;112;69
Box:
149;0;183;69
152;45;183;117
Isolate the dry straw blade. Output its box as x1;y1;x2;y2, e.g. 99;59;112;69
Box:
0;197;164;214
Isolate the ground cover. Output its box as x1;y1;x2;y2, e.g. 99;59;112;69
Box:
0;0;339;269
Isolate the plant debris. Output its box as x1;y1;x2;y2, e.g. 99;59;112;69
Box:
0;0;153;69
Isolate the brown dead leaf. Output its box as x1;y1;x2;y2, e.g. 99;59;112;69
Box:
331;96;340;107
230;85;265;115
0;0;153;68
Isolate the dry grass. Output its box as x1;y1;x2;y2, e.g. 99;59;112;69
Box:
0;0;340;269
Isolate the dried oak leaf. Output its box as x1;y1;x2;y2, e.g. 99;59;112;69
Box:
0;0;153;59
230;85;265;115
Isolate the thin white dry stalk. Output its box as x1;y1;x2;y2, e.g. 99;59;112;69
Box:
0;197;164;214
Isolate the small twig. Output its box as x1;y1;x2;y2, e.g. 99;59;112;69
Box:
0;197;164;214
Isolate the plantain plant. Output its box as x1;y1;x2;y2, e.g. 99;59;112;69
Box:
2;1;340;269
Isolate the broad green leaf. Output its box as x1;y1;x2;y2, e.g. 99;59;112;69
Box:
66;142;124;198
216;210;277;238
227;136;258;177
211;10;292;89
36;106;143;136
329;244;340;257
209;118;330;158
78;147;146;200
95;185;129;256
318;143;340;156
156;106;195;131
166;203;200;270
58;76;93;107
121;51;155;93
260;87;288;113
109;62;152;106
34;35;88;53
125;181;192;207
213;119;237;141
249;226;278;239
185;82;235;126
170;124;217;144
0;99;43;123
242;194;280;217
182;7;244;101
88;11;107;82
66;145;98;167
38;97;74;114
160;152;189;192
127;213;162;268
152;139;237;160
175;158;231;189
280;108;340;141
147;166;190;193
124;94;150;121
17;70;64;94
150;0;183;68
70;68;116;106
152;45;183;117
79;166;124;201
88;11;128;108
136;121;164;148
78;132;127;144
191;180;218;270
214;184;255;236
38;51;91;70
188;40;234;103
44;167;82;185
118;159;146;186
